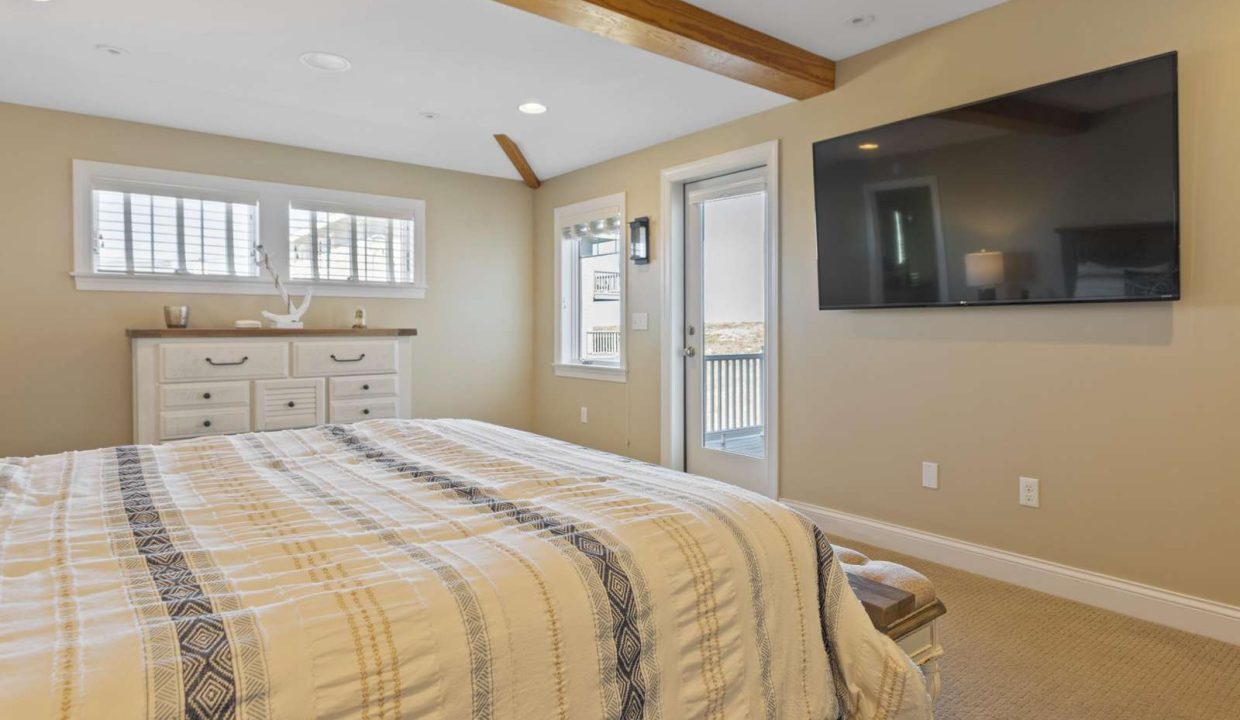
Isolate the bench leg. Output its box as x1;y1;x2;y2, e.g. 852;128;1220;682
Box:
921;657;942;701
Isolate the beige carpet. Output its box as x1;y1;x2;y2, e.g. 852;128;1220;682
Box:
835;539;1240;719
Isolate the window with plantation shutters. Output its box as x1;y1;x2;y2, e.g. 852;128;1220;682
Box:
73;161;427;298
289;206;415;285
91;187;259;277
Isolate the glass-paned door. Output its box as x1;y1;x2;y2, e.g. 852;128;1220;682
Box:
684;167;769;493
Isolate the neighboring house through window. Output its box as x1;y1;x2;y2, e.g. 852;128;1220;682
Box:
288;205;416;285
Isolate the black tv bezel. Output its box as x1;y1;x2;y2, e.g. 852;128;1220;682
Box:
813;51;1181;311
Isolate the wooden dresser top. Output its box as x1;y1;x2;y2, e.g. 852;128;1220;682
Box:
126;328;417;339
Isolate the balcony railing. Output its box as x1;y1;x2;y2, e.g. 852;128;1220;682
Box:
586;330;621;357
593;271;621;301
704;352;764;441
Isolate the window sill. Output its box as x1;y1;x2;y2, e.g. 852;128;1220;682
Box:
72;273;427;299
553;362;627;383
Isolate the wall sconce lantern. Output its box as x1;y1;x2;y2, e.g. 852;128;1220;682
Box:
629;216;650;265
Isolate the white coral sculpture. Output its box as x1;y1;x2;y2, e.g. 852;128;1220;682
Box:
254;245;312;328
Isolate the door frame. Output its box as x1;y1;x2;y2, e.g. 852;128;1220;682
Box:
659;140;780;498
862;176;949;304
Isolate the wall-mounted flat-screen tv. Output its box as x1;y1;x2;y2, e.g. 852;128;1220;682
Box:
813;53;1179;309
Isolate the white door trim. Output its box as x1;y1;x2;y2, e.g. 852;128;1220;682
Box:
861;176;950;304
659;140;780;498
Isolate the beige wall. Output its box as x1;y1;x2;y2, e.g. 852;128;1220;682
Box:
3;0;1238;606
532;0;1240;604
0;102;535;457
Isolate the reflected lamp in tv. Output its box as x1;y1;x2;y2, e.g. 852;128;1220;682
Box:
965;250;1005;301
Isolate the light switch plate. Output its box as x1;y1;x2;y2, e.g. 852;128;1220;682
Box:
579;406;588;424
631;312;649;331
922;462;939;489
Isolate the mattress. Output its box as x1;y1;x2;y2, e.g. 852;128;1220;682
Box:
0;419;931;719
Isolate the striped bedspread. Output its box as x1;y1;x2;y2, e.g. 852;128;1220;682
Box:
0;419;931;719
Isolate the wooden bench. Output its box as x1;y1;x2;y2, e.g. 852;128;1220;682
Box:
838;547;946;699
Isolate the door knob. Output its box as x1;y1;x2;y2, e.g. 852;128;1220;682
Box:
682;346;696;358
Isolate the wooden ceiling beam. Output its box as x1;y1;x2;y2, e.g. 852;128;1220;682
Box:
492;0;835;99
936;97;1092;136
494;134;542;188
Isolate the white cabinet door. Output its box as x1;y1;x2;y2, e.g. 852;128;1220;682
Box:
330;398;398;423
254;378;325;431
160;342;288;382
160;407;251;440
293;341;397;377
160;381;250;410
329;374;399;400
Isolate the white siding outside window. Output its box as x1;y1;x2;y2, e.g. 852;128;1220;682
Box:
73;161;426;298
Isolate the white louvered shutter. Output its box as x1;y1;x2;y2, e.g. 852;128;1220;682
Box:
91;183;258;277
289;205;415;284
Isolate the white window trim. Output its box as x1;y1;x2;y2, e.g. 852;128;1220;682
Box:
72;160;427;298
553;192;627;383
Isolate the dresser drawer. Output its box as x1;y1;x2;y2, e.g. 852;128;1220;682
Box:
329;374;398;400
160;381;250;410
330;398;398;424
160;343;288;382
160;407;251;440
254;378;325;432
293;341;397;377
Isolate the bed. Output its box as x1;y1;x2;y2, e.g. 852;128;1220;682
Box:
0;419;932;719
1057;222;1178;299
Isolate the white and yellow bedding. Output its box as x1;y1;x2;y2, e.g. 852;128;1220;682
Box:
0;419;931;719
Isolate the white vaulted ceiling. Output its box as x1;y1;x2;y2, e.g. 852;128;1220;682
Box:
0;0;1006;180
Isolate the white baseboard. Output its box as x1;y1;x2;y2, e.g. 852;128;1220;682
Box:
783;499;1240;646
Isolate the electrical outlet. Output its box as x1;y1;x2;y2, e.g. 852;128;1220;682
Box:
579;406;588;424
921;462;939;489
1019;477;1040;508
631;312;649;331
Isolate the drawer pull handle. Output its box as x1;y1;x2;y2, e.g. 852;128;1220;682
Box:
203;392;212;400
287;401;296;408
362;408;370;415
331;353;366;363
362;384;370;390
203;420;212;428
205;356;249;367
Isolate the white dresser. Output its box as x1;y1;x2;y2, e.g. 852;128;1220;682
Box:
129;328;416;445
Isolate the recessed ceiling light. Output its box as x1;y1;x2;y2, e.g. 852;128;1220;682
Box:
419;111;440;120
518;101;548;115
33;0;54;3
858;142;880;151
847;14;876;28
94;44;128;56
299;51;351;72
